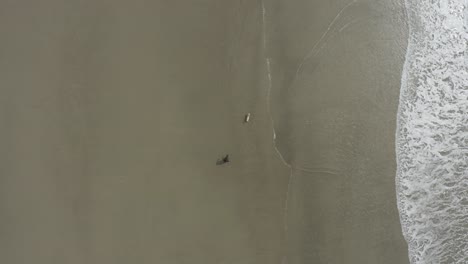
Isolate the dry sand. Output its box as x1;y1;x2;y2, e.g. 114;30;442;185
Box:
0;0;409;263
0;1;288;263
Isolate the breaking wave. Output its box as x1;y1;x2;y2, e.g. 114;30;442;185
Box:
396;0;468;263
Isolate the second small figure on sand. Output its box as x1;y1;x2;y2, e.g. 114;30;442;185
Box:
216;154;230;165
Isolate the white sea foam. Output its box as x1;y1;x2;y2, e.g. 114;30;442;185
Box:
396;0;468;263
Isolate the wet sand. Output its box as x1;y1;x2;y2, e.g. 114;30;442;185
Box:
0;0;409;263
264;0;411;263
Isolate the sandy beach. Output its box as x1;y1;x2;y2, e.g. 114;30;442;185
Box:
0;0;409;263
264;0;410;263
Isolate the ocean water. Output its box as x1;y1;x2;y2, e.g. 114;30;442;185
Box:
396;0;468;263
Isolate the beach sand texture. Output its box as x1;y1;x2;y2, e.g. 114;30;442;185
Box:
0;0;409;263
263;0;410;263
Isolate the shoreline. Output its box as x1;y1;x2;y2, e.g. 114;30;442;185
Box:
264;0;411;263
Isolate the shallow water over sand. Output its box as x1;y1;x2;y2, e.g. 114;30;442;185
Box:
262;0;409;263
